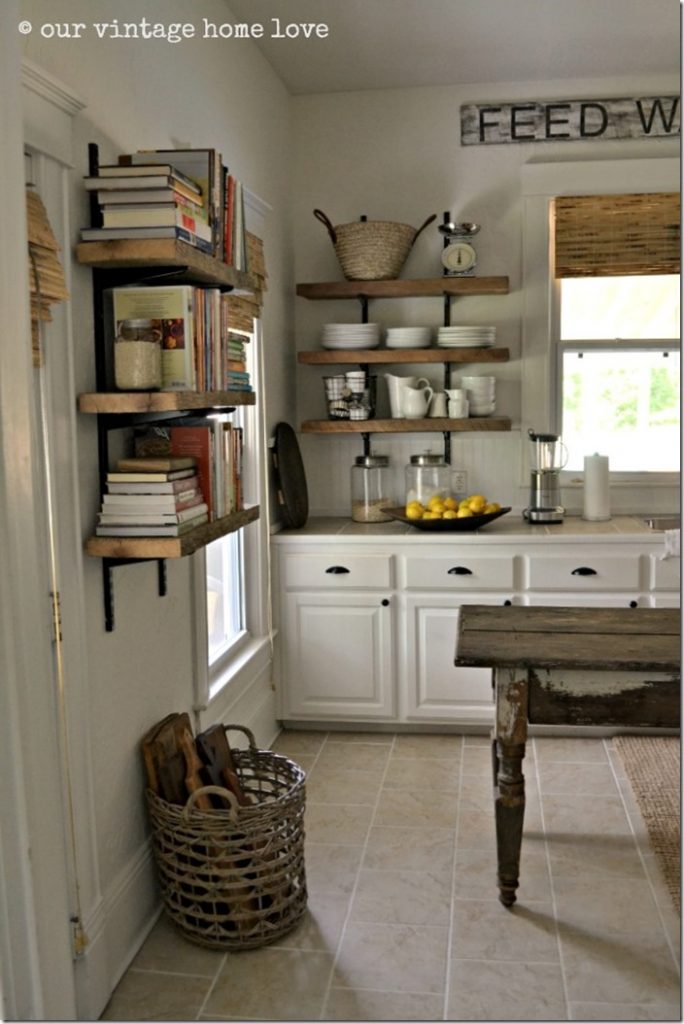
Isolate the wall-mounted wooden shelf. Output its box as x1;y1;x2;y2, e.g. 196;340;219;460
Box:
86;505;260;560
78;390;256;414
76;239;258;292
298;348;509;365
301;418;511;434
296;277;509;300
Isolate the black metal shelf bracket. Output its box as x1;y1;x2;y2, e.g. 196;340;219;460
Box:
102;557;167;632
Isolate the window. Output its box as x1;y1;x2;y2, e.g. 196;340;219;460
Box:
553;191;680;475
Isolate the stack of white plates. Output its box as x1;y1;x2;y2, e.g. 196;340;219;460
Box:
437;326;496;348
321;323;381;350
385;326;432;349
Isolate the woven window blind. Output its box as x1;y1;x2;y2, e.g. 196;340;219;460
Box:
226;231;267;330
26;186;69;366
554;192;680;278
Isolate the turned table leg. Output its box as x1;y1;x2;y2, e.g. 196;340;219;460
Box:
493;668;529;907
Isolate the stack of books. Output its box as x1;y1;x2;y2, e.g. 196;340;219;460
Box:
95;457;209;537
81;148;247;266
107;284;252;393
225;332;252;392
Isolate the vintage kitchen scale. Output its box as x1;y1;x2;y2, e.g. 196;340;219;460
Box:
439;218;480;277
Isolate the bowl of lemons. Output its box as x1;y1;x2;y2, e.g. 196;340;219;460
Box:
384;494;511;531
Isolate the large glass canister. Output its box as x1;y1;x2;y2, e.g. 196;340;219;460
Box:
351;455;394;523
114;318;162;390
405;452;451;506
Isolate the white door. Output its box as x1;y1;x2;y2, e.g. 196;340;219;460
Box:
282;591;395;719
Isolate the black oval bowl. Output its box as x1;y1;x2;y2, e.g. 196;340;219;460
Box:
383;506;512;531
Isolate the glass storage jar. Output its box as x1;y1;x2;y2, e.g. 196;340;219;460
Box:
405;452;451;506
114;318;162;390
351;455;393;523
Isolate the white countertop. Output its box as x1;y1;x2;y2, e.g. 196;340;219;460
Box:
273;514;669;545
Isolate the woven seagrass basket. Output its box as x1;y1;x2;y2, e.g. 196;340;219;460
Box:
146;725;307;950
314;209;436;281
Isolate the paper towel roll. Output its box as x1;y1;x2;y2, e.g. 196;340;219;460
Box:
583;453;611;521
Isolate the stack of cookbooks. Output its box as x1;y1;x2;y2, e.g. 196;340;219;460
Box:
225;332;252;392
95;457;209;537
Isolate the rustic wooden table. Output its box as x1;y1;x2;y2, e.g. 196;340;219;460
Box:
454;605;681;907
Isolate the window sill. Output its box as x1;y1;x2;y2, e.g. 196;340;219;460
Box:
201;634;274;710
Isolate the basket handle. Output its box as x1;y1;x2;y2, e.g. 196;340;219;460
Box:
222;723;258;751
313;208;337;244
411;213;437;245
182;785;241;823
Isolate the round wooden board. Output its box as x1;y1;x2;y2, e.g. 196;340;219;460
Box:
272;423;309;529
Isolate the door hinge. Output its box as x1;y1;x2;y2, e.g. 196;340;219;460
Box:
50;590;62;643
70;915;88;958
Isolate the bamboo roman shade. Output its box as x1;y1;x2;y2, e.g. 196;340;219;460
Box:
554;192;680;278
225;231;267;330
26;186;69;365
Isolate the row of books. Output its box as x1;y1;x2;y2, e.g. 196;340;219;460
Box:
109;284;251;393
81;148;248;267
95;426;244;537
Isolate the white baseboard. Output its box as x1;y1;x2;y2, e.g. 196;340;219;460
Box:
74;841;160;1021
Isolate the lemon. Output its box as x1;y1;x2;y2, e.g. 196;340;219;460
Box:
443;496;459;511
422;511;439;520
427;495;446;511
468;496;487;514
484;502;501;514
443;509;459;519
429;501;446;516
405;504;424;520
456;507;474;518
458;499;472;510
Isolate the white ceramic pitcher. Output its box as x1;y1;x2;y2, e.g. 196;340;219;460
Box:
384;373;430;418
402;384;434;419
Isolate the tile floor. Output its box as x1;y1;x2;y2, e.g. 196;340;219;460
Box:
102;731;681;1021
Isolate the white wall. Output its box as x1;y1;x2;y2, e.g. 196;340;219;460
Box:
18;0;296;1015
292;74;679;515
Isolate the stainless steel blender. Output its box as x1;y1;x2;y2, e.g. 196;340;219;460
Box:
523;429;568;523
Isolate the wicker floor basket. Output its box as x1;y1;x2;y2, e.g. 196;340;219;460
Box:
146;726;307;951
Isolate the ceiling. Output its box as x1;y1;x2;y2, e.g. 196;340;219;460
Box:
226;0;680;95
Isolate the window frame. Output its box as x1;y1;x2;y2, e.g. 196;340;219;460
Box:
520;157;680;499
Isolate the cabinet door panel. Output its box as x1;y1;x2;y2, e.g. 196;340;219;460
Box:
652;556;680;591
403;594;510;723
282;593;394;719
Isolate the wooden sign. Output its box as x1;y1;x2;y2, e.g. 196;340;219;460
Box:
461;97;680;145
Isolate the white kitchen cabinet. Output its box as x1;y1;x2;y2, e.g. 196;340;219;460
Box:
280;591;395;720
273;519;675;727
402;593;516;724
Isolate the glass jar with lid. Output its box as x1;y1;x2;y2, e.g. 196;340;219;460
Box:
405;452;451;507
351;455;394;523
114;318;162;390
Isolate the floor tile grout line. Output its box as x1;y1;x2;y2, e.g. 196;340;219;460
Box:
530;736;572;1021
441;735;466;1021
197;730;332;1021
193;951;228;1021
317;733;398;1021
603;736;681;971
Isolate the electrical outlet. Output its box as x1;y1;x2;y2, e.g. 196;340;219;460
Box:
451;471;468;494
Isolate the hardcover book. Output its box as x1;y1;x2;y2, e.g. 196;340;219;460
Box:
94;512;209;537
110;286;196;392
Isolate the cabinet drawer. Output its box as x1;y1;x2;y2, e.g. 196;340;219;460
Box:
525;555;640;591
281;553;392;590
652;556;680;591
403;555;514;590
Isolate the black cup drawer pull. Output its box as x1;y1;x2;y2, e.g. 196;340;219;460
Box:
448;566;473;576
325;566;350;574
571;566;598;576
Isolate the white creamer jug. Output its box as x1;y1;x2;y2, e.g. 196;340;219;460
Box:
402;384;434;419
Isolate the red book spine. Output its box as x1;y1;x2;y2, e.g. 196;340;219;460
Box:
170;427;215;520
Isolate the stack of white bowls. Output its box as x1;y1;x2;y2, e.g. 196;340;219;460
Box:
460;375;496;417
385;326;432;349
321;323;381;350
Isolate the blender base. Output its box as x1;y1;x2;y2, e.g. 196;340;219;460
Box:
523;507;565;523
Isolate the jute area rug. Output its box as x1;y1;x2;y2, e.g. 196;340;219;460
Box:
613;735;680;912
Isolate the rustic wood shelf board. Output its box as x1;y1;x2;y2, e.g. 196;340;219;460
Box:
298;348;510;365
78;390;256;414
296;277;509;299
301;417;511;434
85;505;259;560
76;239;258;292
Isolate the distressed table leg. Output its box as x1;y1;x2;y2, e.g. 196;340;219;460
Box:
493;667;529;907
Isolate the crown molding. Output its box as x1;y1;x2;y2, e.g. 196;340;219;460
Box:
21;58;86;116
